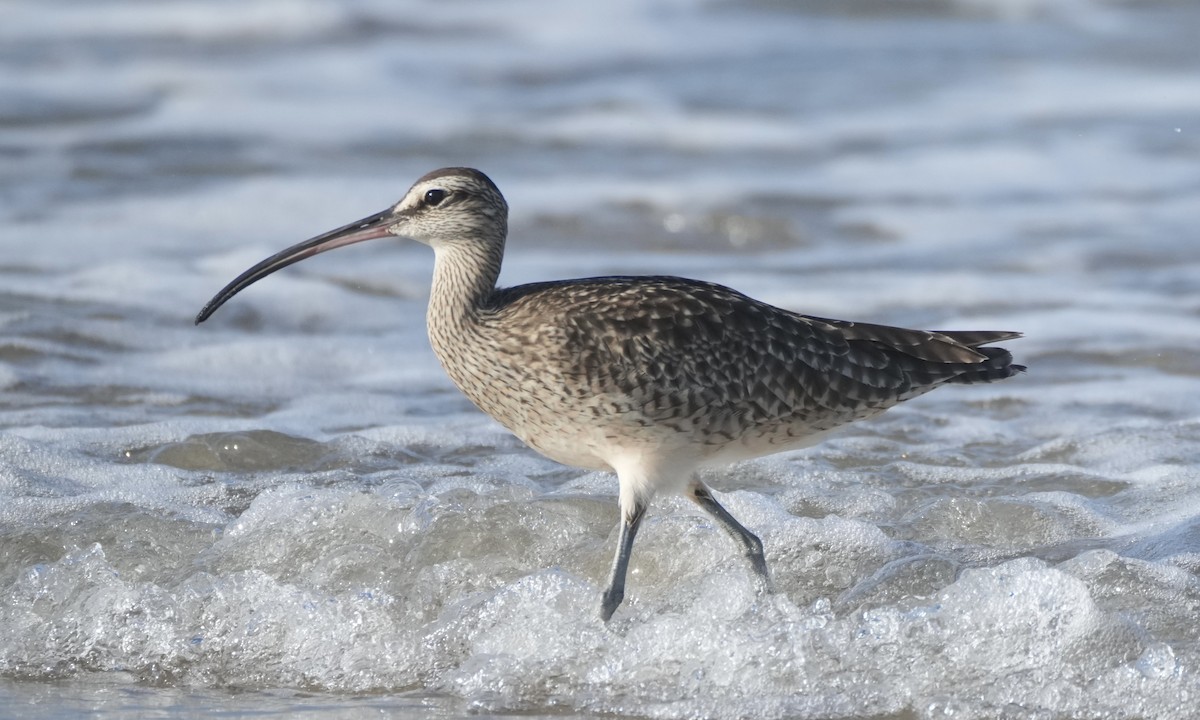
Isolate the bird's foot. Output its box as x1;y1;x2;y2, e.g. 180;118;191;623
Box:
600;588;624;622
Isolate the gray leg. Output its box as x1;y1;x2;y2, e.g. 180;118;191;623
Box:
689;481;771;587
600;498;648;622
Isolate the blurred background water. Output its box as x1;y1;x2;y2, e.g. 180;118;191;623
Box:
2;1;1199;718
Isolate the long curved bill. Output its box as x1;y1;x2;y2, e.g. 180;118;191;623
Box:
195;208;394;325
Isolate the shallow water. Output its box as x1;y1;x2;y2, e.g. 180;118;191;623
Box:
2;1;1200;718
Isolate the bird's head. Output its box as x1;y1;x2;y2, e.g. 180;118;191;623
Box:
195;167;507;324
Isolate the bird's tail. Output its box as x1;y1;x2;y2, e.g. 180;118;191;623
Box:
813;318;1027;387
932;329;1026;384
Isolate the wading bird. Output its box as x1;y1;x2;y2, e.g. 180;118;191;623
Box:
196;167;1023;620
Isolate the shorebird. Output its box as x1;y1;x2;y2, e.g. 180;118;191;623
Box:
196;167;1023;620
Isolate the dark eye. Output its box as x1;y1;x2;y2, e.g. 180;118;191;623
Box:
424;189;448;206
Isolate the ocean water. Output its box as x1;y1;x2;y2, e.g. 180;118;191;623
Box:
2;0;1199;718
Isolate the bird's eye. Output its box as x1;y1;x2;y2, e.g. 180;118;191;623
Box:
424;189;448;206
